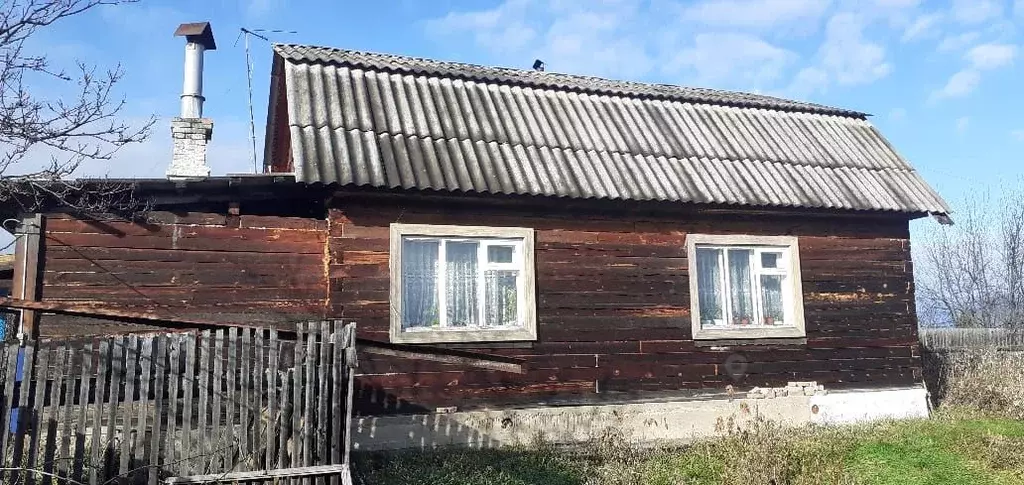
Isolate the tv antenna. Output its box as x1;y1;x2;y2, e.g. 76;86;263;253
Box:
234;27;297;173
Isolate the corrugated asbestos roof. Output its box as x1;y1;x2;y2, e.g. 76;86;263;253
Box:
269;44;950;215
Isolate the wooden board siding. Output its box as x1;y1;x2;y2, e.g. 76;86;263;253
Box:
328;200;921;415
37;212;329;338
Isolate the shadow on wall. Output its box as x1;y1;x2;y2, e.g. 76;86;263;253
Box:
354;381;429;416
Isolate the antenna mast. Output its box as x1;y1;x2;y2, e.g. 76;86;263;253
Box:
235;27;296;174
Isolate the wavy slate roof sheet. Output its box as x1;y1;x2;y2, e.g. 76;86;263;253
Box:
268;44;950;215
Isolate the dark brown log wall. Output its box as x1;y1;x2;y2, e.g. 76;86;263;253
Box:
329;199;921;415
37;212;328;338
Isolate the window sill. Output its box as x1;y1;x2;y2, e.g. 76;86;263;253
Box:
693;326;805;341
390;327;537;344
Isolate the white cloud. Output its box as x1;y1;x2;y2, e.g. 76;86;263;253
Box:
951;0;1002;25
819;13;892;85
425;0;537;54
100;3;185;33
955;116;970;133
428;0;903;98
786;12;892;96
426;0;807;86
965;43;1017;70
677;0;832;31
931;69;981;100
901;12;942;42
930;43;1016;101
243;0;282;19
937;32;981;52
425;0;675;79
667;33;796;85
788;66;829;95
872;0;920;8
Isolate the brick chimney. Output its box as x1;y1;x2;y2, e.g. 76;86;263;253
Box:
167;22;216;180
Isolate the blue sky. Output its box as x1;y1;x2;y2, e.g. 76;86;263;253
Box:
4;0;1024;251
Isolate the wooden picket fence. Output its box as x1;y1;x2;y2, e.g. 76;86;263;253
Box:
919;327;1024;351
0;321;357;485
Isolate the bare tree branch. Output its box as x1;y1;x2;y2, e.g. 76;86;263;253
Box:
0;0;154;214
918;186;1024;329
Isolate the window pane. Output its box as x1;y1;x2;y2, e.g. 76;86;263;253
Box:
445;241;479;327
401;239;439;328
728;249;755;325
761;275;786;325
695;248;725;326
487;245;515;263
485;270;519;327
761;252;781;269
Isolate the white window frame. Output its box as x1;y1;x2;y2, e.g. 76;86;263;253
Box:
389;223;537;344
686;234;806;340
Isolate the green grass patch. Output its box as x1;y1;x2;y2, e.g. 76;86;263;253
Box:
849;436;988;485
847;417;1024;485
352;415;1024;485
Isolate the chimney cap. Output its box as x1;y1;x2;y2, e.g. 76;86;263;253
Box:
174;22;217;50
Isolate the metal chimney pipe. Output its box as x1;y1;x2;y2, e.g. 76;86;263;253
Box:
173;22;217;118
181;41;206;117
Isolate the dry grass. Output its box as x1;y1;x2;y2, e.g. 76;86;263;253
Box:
928;347;1024;419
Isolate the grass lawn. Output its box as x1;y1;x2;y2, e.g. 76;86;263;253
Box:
352;414;1024;485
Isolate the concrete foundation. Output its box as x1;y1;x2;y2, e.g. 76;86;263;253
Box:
810;387;929;424
350;386;929;451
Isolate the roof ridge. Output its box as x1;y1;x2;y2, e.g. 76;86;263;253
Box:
273;43;867;119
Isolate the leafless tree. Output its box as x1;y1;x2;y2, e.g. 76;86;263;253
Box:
0;0;154;215
917;188;1024;328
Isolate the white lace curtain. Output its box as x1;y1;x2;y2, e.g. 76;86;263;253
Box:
727;249;754;323
761;275;785;323
402;240;439;328
696;248;724;324
446;241;479;327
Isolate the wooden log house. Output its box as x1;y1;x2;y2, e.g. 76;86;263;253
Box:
3;43;950;421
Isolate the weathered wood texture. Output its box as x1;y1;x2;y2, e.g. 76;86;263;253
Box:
327;200;922;415
0;322;356;485
37;212;329;338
